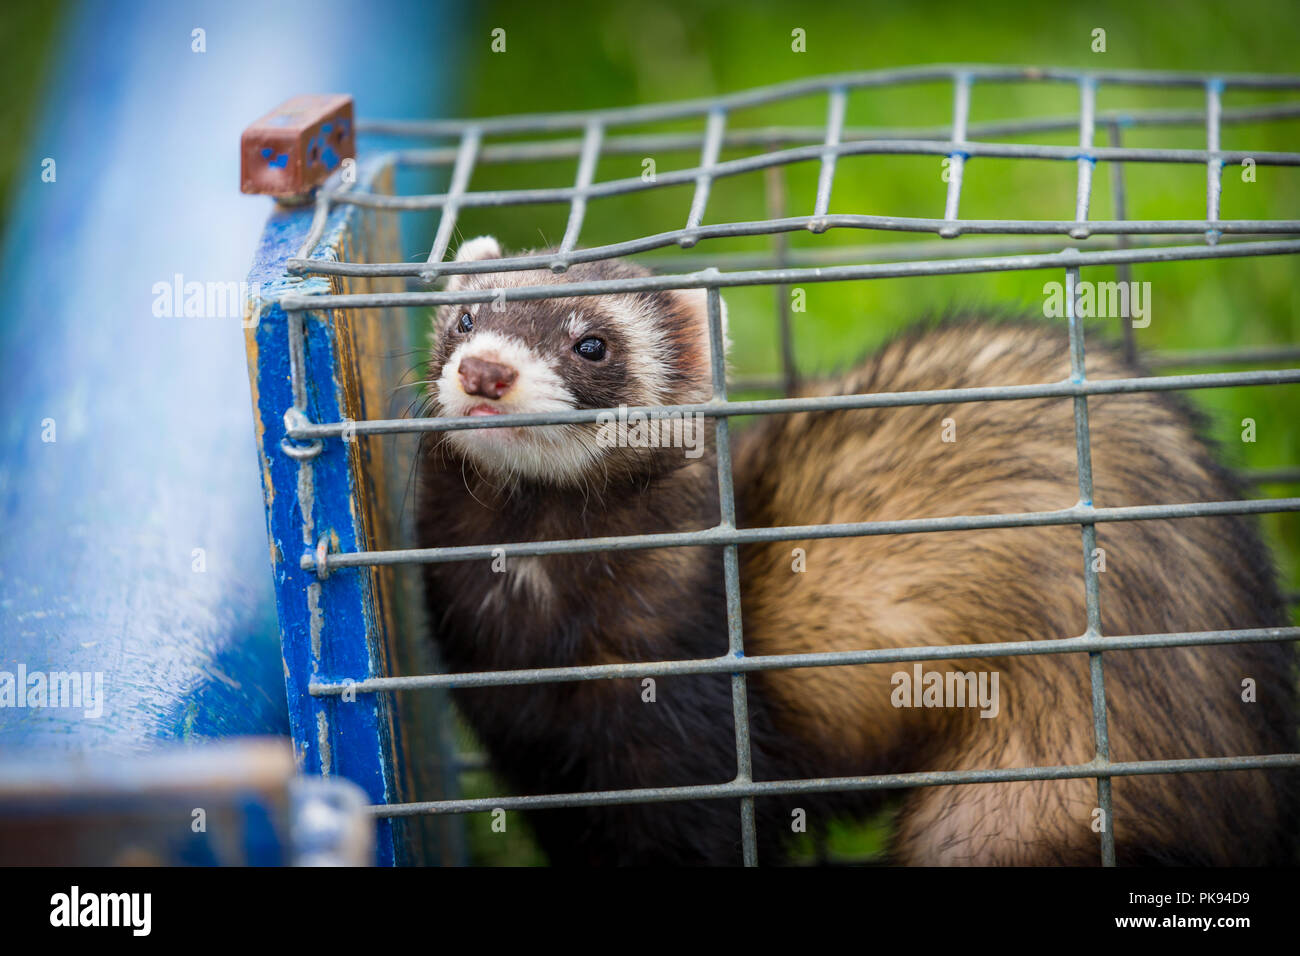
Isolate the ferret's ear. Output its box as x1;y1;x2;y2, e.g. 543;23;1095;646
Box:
455;235;502;262
661;288;729;399
671;287;730;359
446;236;503;290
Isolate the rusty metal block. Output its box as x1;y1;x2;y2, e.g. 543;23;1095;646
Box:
241;94;355;199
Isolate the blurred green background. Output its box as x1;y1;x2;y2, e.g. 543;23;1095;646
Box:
5;0;1294;865
0;2;64;227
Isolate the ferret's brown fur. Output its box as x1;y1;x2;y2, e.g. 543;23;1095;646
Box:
417;240;1296;865
735;316;1296;865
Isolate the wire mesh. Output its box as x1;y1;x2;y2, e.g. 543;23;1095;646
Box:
268;64;1300;866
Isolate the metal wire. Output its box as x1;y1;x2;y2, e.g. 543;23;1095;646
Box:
1205;80;1225;245
270;64;1300;866
281;238;1300;302
312;625;1300;695
298;139;1300;217
1066;259;1115;865
377;101;1300;169
813;87;848;225
303;498;1300;573
426;128;480;266
683;109;726;241
941;72;971;234
706;284;758;864
287;368;1300;439
291;230;1300;294
368;753;1300;819
352;64;1300;137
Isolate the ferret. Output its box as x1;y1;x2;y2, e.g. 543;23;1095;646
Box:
415;235;1297;866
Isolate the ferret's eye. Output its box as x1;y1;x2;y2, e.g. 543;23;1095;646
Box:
457;313;474;333
574;337;606;361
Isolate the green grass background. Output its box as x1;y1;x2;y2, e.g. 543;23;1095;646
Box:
0;2;64;228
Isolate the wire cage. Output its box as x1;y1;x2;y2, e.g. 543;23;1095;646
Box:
242;65;1300;866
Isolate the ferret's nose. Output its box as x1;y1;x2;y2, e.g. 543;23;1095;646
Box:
458;355;518;399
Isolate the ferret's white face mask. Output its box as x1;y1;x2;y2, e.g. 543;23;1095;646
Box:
429;235;726;488
435;323;606;486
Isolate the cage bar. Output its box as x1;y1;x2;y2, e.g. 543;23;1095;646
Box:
352;65;1300;138
287;367;1300;442
303;498;1300;582
941;72;972;236
371;752;1300;819
1106;121;1139;363
557;120;604;257
812;85;848;225
763;166;799;394
1065;263;1116;865
311;625;1300;696
271;234;1300;306
376;101;1300;171
1072;79;1097;237
1205;79;1224;244
426;127;482;266
683;108;727;241
704;284;759;864
315;138;1300;218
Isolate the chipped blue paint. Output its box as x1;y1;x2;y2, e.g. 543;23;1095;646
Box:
262;146;290;168
304;132;340;171
246;155;415;866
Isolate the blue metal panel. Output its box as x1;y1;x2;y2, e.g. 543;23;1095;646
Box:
0;0;457;863
245;163;406;864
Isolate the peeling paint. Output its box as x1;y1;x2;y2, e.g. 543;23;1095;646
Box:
242;321;274;508
297;459;315;546
307;581;324;667
316;711;332;776
244;153;415;865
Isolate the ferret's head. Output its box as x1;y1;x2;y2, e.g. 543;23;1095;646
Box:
426;236;727;486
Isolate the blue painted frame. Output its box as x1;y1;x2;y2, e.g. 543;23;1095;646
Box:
245;158;412;866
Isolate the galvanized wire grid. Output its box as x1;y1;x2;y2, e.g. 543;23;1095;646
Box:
276;66;1300;866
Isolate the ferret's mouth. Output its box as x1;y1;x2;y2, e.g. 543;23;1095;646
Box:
453;400;521;445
